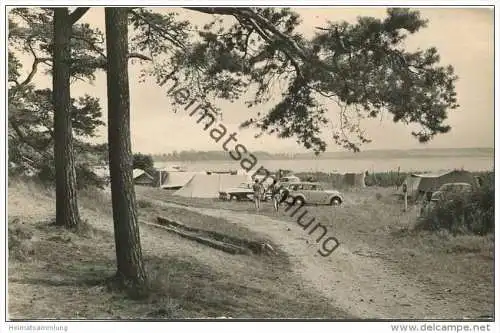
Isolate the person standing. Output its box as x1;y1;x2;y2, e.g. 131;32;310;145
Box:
268;179;280;212
252;179;262;212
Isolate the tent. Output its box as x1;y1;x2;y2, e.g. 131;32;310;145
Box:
173;173;252;198
402;169;478;199
343;172;366;188
133;169;155;186
160;171;205;189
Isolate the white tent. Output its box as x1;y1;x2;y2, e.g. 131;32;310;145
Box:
173;173;252;198
160;171;205;189
133;169;146;178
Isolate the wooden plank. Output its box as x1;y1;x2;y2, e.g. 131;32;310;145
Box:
141;221;251;255
156;216;266;254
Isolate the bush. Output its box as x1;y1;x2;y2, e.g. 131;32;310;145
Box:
137;199;153;209
365;171;408;187
36;163;107;190
8;218;35;261
133;153;154;171
417;181;494;235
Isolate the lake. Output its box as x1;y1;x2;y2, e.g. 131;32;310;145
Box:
155;155;494;174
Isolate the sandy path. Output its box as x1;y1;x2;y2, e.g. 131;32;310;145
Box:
149;199;464;319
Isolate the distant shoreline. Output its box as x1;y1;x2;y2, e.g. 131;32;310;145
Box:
153;147;494;162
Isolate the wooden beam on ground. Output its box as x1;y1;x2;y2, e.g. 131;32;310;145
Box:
140;220;251;255
156;216;271;255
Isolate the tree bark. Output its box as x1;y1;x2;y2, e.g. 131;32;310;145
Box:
52;8;81;228
104;7;148;287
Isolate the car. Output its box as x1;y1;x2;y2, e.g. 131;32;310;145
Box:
219;183;255;201
253;175;276;188
434;182;473;197
279;181;343;206
276;175;301;188
421;182;473;214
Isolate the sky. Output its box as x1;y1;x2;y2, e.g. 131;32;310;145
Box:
14;7;495;154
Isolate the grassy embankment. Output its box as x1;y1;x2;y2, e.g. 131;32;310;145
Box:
137;173;495;318
8;178;347;319
8;166;494;319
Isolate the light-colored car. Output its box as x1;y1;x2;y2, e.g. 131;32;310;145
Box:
219;183;254;201
276;175;301;188
280;181;343;206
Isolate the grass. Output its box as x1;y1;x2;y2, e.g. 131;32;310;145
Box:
296;193;494;318
137;198;284;257
8;173;494;319
140;185;494;318
137;198;273;245
8;179;347;319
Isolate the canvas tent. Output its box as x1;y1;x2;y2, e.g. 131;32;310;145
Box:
173;173;252;198
343;172;366;188
160;171;206;189
133;169;155;186
402;169;478;200
154;170;169;188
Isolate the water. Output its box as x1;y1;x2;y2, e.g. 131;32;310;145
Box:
155;156;494;174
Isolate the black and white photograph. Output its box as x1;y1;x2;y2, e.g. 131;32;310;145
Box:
3;2;496;331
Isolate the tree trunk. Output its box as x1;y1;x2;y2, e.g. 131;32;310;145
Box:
52;8;81;228
105;7;148;288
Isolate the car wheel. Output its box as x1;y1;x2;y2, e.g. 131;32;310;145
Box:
294;197;305;205
229;195;237;201
330;197;341;206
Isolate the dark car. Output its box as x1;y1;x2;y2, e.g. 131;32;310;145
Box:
421;182;473;215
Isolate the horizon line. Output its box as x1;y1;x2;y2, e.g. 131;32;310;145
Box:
147;146;494;156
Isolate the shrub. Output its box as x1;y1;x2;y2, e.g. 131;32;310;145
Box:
8;218;35;261
365;171;408;187
133;153;154;171
35;163;107;190
417;181;494;235
137;199;153;209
